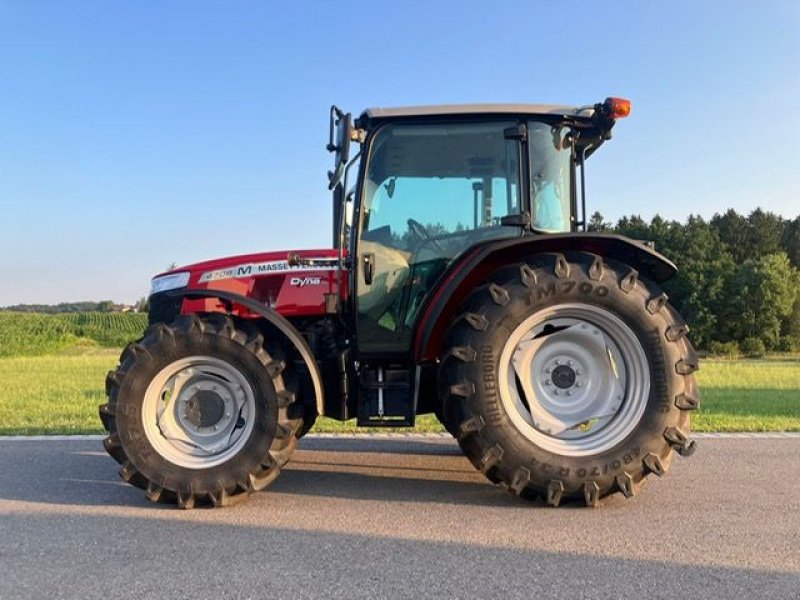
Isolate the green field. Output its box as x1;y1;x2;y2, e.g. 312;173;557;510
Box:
0;350;797;435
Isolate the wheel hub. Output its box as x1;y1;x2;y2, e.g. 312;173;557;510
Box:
499;303;650;457
551;364;577;389
142;356;257;469
184;390;226;428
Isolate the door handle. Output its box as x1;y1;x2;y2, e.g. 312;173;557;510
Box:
362;253;375;285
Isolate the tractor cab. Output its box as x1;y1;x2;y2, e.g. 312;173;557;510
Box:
327;100;630;424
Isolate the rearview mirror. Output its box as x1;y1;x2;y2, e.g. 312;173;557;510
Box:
327;106;351;190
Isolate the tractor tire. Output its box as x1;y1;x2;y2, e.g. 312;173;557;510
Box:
438;252;698;506
99;313;302;508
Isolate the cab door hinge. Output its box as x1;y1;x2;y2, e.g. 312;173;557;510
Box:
500;212;531;227
504;124;527;141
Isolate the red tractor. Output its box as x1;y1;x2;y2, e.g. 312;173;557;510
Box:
100;98;698;508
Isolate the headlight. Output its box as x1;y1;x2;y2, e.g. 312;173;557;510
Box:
150;272;190;295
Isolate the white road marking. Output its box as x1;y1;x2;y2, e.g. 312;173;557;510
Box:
1;432;799;441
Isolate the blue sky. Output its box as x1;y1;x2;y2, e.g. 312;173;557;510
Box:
1;1;798;304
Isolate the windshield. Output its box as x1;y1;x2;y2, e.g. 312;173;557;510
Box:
529;121;573;232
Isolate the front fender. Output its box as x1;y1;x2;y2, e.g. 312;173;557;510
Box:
165;288;324;417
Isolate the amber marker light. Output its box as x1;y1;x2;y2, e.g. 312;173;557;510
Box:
603;97;632;119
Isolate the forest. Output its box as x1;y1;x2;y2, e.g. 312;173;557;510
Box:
588;208;800;354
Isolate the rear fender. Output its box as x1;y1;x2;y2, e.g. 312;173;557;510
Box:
166;289;324;416
414;232;677;363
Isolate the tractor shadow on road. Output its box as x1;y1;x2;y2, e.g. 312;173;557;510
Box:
275;435;637;508
274;437;613;509
297;435;465;456
274;466;525;508
279;436;518;507
0;438;623;510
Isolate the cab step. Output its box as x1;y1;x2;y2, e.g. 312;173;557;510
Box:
357;366;415;427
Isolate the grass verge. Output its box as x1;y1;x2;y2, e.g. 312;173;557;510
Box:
0;353;797;435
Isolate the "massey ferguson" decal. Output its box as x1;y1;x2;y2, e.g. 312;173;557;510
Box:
199;258;337;283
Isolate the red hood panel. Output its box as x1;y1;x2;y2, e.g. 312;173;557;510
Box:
166;248;344;319
158;248;339;279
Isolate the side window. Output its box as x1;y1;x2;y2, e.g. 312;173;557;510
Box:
361;121;522;255
529;121;572;232
364;176;516;251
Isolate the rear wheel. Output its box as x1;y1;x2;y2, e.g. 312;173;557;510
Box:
99;314;301;508
438;252;698;506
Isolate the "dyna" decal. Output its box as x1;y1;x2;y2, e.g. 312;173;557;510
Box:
290;276;323;287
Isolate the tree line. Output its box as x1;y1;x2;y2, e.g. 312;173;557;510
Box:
2;301;118;314
588;208;800;354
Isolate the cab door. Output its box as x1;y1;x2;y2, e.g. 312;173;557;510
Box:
354;120;525;356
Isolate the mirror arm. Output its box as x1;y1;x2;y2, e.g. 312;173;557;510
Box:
333;149;362;312
579;145;587;232
338;149;362;256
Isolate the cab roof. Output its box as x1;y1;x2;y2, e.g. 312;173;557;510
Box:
360;103;596;122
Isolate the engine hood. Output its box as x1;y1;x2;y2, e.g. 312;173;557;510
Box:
151;248;343;319
156;248;339;283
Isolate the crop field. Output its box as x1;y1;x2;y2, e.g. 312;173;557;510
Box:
0;311;147;356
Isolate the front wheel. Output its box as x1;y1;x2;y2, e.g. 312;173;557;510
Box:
438;252;699;506
99;314;301;508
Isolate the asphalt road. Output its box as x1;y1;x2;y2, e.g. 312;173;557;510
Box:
1;435;799;599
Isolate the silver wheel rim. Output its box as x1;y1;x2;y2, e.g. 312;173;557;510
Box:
141;356;256;469
498;303;649;457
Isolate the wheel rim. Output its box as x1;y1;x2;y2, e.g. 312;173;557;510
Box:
141;356;256;469
497;303;650;457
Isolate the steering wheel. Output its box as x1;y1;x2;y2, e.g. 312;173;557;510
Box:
407;218;444;253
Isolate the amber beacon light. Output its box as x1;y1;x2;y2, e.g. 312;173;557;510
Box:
603;97;632;119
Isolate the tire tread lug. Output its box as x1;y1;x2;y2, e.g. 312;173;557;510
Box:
546;480;565;507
